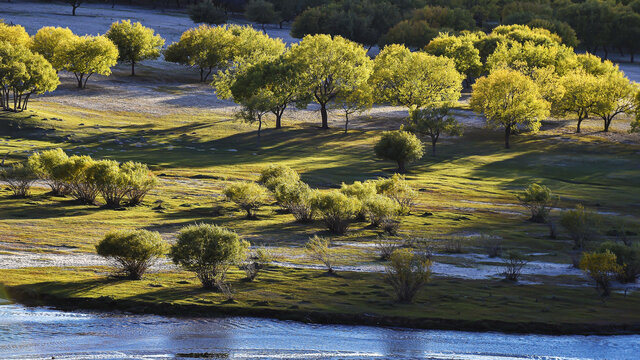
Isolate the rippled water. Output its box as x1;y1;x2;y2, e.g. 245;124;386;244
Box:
0;301;638;360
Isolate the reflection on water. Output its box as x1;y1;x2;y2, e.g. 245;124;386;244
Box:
0;301;638;360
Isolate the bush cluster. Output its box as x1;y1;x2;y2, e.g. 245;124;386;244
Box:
7;149;157;207
96;229;166;280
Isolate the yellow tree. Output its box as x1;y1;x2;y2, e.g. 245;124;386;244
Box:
592;71;637;132
106;20;164;76
54;35;118;89
287;34;373;129
31;27;76;72
0;23;31;47
470;69;549;149
370;44;463;111
555;70;601;133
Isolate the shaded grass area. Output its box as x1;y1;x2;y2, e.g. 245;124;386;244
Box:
2;266;639;334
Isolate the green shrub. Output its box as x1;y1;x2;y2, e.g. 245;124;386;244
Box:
598;241;640;283
170;224;249;290
0;163;37;197
517;183;558;223
56;155;100;204
188;0;228;25
339;180;377;219
384;248;432;303
121;161;157;206
273;180;314;222
259;164;300;192
223;181;269;218
95;229;166;280
90;159;129;208
27;148;69;195
363;194;399;227
560;204;602;248
375;174;417;214
305;235;334;273
580;250;622;297
374;130;424;172
310;190;359;234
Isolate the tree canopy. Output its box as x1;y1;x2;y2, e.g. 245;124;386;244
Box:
106;20;165;76
54;35;119;89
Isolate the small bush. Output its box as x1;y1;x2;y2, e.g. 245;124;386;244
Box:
90;159;130;208
56;155;100;204
363;194;399;227
442;237;464;254
384;248;432;303
375;174;417;214
170;224;249;290
598;242;640;283
223;181;269;218
374;130;424;173
273;180;314;222
28;148;69;195
517;183;558;223
259;164;300;192
339;180;377;219
121;161;157;206
0;163;37;197
306;235;335;273
375;236;401;260
502;250;528;281
560;205;601;248
95;229;166;280
241;246;273;281
188;0;228;25
310;190;359;234
381;217;400;235
580;250;622;298
480;236;503;258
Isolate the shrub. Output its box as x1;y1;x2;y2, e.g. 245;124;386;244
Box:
223;181;269;218
517;183;558;223
381;217;400;235
90;159;130;208
310;190;359;234
121;161;157;206
560;205;601;248
374;130;424;173
339;180;377;219
580;251;622;298
598;242;640;283
384;248;432;303
170;224;248;290
95;229;166;280
0;163;37;197
442;237;464;254
375;174;417;214
188;0;228;25
241;246;273;281
375;236;401;260
480;236;503;258
502;250;528;281
363;194;399;227
306;235;335;273
56;155;100;204
258;164;300;192
273;180;314;222
28;148;69;195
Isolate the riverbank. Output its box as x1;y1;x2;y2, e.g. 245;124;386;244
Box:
2;266;639;336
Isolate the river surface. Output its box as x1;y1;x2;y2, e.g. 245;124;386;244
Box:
1;300;639;360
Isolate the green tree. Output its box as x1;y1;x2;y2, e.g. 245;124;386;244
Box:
374;130;424;173
287;34;372;129
560;204;601;249
96;229;166;280
385;248;432;303
406;106;462;155
170;224;249;290
27;148;69;195
526;19;579;48
67;0;84;16
245;0;281;31
332;85;374;134
106;20;164;76
425;33;483;85
370;44;463;110
0;42;59;112
517;183;558;223
579;251;621;298
470;69;549;149
0;23;31;47
555;70;601;133
223;181;269;218
31;27;76;72
188;0;228;25
54;35;118;89
164;25;236;82
592;71;637;132
598;242;640;284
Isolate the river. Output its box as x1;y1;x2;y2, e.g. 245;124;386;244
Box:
0;300;639;360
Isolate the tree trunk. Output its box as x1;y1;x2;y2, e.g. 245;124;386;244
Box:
72;3;78;15
604;117;611;132
77;74;84;89
320;103;329;129
397;159;406;173
344;113;349;134
131;61;135;76
275;114;282;129
603;46;608;60
431;138;437;155
504;125;511;149
576;117;583;133
257;114;262;137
